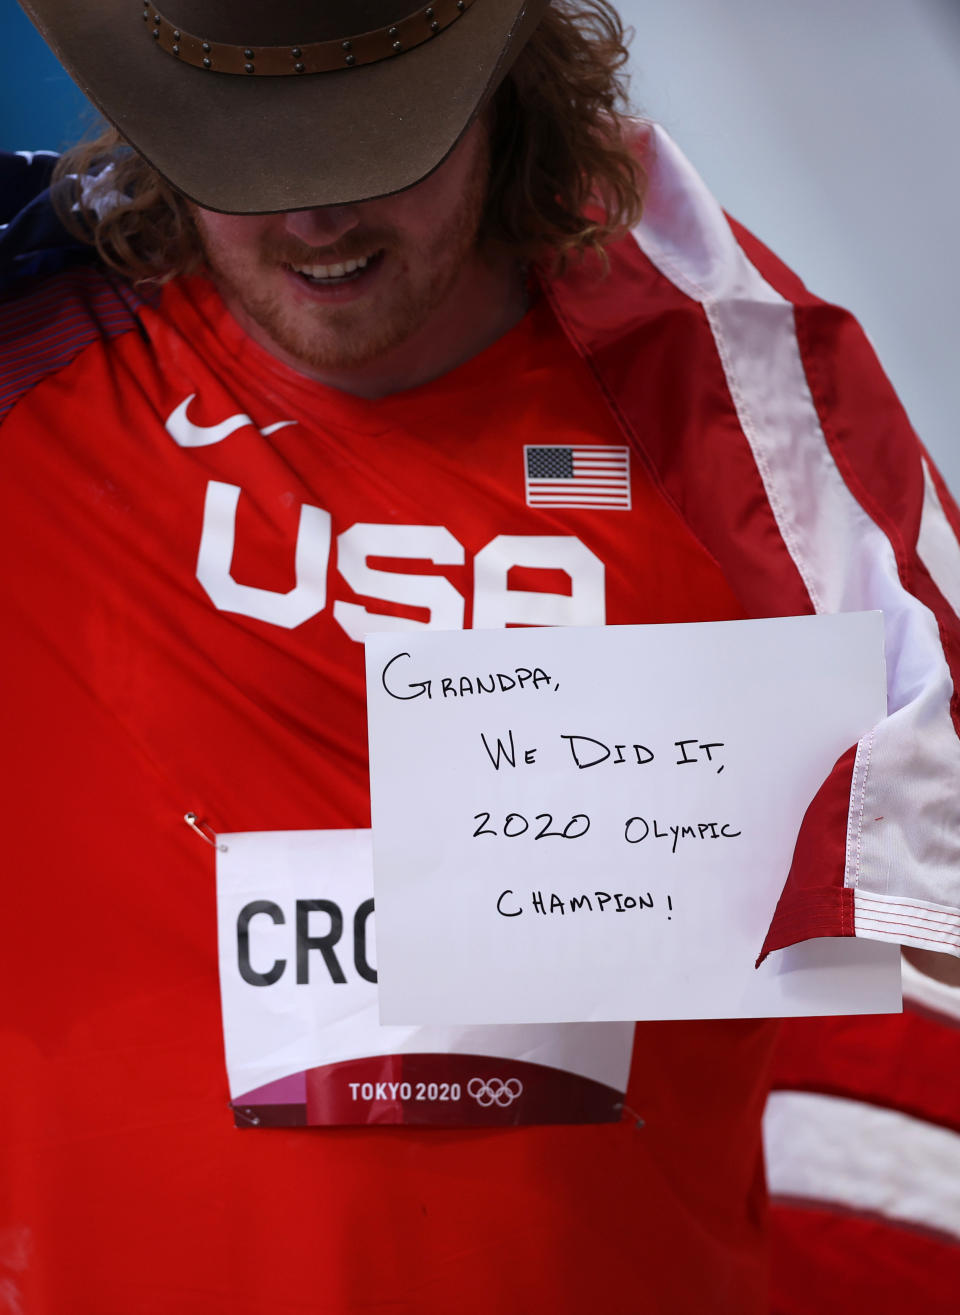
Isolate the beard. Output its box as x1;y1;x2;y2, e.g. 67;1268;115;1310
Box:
194;143;491;376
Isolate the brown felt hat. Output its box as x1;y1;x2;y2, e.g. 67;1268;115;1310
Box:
19;0;551;213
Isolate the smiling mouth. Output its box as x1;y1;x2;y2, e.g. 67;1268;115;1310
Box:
286;250;383;284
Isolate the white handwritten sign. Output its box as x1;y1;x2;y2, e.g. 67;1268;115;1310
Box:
365;614;901;1024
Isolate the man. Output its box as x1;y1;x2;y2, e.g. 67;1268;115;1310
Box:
2;2;958;1313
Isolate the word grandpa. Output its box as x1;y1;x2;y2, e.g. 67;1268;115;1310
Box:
381;650;554;701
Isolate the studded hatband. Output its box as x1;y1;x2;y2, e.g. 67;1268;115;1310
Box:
143;0;477;75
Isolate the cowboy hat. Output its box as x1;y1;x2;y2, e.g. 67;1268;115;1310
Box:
18;0;551;213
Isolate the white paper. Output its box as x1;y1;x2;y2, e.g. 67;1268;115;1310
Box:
365;614;902;1024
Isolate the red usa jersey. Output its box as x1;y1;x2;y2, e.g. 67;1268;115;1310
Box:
1;271;748;832
1;253;773;1313
2;120;958;1315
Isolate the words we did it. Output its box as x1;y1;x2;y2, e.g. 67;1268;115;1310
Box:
478;728;728;775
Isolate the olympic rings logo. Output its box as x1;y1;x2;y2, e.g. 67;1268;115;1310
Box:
467;1077;524;1107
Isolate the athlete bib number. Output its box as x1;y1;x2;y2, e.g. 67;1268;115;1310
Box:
216;829;633;1127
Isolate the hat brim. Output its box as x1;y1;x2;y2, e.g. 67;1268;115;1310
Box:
19;0;548;213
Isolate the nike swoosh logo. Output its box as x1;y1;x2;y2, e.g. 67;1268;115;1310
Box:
165;393;295;447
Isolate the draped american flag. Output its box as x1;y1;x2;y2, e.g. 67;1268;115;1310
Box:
524;444;631;509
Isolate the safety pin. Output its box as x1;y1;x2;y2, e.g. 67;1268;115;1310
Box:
619;1102;646;1130
184;812;228;852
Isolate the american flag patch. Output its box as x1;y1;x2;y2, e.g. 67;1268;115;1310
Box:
524;445;631;509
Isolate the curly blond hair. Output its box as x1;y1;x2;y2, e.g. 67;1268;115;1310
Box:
53;1;643;284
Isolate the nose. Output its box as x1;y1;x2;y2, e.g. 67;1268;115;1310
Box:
282;205;361;248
